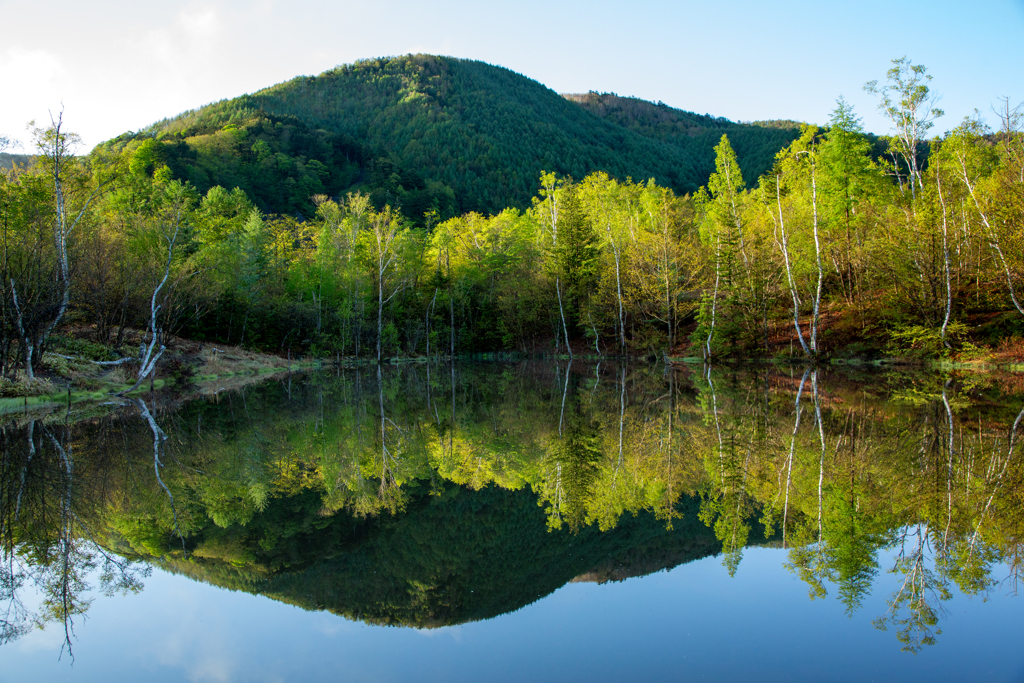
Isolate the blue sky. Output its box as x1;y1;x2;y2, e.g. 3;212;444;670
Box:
1;0;1021;151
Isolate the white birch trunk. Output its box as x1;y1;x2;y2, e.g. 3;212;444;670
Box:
772;176;810;357
937;171;953;346
705;234;721;360
809;155;823;355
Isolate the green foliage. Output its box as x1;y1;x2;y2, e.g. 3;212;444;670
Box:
106;56;798;219
886;321;969;358
48;335;117;361
565;92;800;187
4;55;1024;370
553;183;600;334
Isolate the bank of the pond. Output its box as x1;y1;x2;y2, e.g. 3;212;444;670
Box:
3;319;1023;410
0;338;322;414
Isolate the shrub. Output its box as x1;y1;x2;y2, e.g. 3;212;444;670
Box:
886;321;969;359
164;358;198;386
49;335;117;361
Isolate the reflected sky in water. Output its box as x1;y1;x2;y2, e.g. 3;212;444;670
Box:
5;546;1022;682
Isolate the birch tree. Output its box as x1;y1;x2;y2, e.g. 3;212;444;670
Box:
988;100;1024;316
10;116;103;379
360;206;408;362
944;116;1024;318
581;172;629;354
119;181;193;394
764;171;810;356
798;129;825;356
765;127;827;357
865;57;943;201
533;172;573;355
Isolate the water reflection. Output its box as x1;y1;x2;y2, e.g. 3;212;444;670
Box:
0;415;150;660
0;362;1022;656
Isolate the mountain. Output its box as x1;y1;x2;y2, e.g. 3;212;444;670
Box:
563;92;801;188
152;481;723;629
0;153;35;171
98;54;801;219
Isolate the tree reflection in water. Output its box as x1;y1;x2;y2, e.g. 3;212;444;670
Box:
0;415;149;661
0;362;1022;655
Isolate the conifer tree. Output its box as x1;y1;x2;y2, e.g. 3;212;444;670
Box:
554;183;600;338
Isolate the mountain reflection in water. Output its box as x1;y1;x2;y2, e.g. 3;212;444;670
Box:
1;361;1022;660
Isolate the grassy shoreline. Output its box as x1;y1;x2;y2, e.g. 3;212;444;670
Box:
1;322;1020;417
0;337;323;414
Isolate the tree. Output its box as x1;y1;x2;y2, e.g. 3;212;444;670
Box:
236;208;271;346
696;135;748;359
954;113;1023;320
553;182;600;341
634;181;695;352
763;167;807;356
119;181;195;394
771;126;826;356
580;173;631;354
360;205;408;362
865;57;943;200
818;97;885;307
987;99;1024;317
9;115;104;379
533;172;573;355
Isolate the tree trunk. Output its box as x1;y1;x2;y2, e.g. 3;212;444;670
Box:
937;171;953;347
773;176;811;357
555;276;572;357
10;280;33;380
377;275;384;362
809;156;824;355
612;245;626;354
705;234;721;360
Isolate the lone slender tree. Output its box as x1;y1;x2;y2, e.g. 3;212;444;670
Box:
865;57;943;200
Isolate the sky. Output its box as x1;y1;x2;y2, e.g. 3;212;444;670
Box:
1;0;1022;152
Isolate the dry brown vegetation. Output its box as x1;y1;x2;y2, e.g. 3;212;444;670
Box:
991;336;1024;364
8;327;305;401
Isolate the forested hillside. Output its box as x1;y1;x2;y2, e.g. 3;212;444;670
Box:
98;54;799;218
563;92;800;187
0;153;34;171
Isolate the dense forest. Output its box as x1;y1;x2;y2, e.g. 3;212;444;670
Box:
96;55;800;219
564;91;803;186
0;56;1022;394
0;153;33;172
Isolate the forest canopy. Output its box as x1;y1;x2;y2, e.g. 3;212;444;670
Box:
98;55;801;219
0;55;1021;383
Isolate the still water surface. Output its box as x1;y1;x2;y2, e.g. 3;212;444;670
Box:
1;362;1022;681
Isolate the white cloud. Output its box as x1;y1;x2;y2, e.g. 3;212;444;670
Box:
178;4;221;39
0;47;68;145
415;624;463;642
0;46;65;85
186;654;235;683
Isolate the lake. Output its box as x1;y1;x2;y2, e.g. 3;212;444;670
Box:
1;361;1022;682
